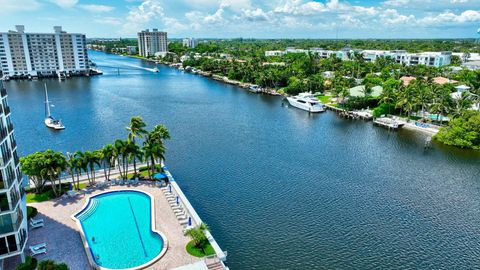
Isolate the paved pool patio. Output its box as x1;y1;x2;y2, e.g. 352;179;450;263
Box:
19;183;201;270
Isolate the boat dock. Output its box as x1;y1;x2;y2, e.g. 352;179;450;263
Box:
373;117;406;130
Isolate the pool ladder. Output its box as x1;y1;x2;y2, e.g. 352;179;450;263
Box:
77;199;100;221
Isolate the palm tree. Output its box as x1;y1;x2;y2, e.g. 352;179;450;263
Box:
185;223;210;254
126;116;147;177
74;151;90;185
127;142;143;179
84;151;101;185
66;154;82;190
114;139;129;179
396;84;417;119
142;139;166;179
42;150;67;197
100;144;116;182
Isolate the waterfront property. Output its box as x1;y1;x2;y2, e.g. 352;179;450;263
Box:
73;190;167;269
0;81;27;265
266;47;452;67
138;29;168;58
0;26;90;80
6;51;480;270
20;183;201;270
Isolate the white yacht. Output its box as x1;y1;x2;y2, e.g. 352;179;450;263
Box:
249;85;262;93
44;84;65;130
286;93;325;113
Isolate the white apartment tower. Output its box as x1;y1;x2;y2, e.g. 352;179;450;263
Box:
182;38;197;49
0;81;27;263
138;29;168;57
0;25;89;78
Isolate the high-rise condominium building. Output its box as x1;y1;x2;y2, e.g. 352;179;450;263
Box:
182;38;197;49
0;81;27;263
137;29;168;57
0;25;89;79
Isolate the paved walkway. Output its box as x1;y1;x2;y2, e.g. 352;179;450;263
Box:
19;183;200;270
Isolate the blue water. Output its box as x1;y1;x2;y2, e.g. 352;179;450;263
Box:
75;191;163;269
5;51;480;269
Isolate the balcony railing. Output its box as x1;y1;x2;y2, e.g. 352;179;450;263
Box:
6;124;13;134
0;88;6;98
4;106;10;116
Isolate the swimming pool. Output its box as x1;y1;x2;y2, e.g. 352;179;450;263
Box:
73;190;167;269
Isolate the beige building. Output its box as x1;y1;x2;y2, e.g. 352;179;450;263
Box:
137;29;168;57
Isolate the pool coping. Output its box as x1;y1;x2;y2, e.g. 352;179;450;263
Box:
71;189;169;270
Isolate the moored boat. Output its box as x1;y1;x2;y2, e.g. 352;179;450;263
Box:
286;93;325;113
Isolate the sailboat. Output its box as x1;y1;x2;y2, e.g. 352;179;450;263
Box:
44;84;65;130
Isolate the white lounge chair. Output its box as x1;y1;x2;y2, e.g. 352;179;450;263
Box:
30;218;44;229
30;243;47;256
67;190;77;197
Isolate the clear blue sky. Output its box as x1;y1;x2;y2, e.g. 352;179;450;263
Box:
0;0;479;39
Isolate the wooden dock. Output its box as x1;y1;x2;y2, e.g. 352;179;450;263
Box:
373;117;406;130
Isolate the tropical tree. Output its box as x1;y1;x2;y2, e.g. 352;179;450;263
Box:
20;152;48;193
127;142;143;179
100;144;116;182
185;223;210;253
66;155;83;190
126;116;147;177
142;139;166;179
41;150;67;197
114;139;129;179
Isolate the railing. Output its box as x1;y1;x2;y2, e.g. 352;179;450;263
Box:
4;106;10;115
7;123;13;133
11;139;16;150
0;88;6;98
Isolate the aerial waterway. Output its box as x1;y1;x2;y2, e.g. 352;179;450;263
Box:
5;51;480;270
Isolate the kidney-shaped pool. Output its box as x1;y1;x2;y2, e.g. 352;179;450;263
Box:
73;190;167;269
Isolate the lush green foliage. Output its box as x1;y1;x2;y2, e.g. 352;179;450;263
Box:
20;117;170;200
373;103;397;117
26;206;38;219
185;223;211;254
186;240;215;257
15;256;37;270
435;111;480;149
37;260;68;270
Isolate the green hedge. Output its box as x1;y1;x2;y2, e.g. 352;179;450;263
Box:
27;206;38;219
139;164;162;172
38;260;69;270
16;256;37;270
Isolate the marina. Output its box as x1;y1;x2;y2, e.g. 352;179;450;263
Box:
5;51;480;270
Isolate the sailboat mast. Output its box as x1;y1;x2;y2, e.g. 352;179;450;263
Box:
44;83;51;118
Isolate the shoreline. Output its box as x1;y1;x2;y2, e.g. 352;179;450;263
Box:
102;51;443;141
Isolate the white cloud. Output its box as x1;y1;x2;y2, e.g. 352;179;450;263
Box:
0;0;40;13
382;0;410;7
418;9;480;25
79;4;115;13
380;8;415;25
122;0;164;33
49;0;78;8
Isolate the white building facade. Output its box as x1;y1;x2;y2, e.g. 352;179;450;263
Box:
182;38;197;49
0;81;27;263
0;25;89;78
137;29;168;57
266;48;452;67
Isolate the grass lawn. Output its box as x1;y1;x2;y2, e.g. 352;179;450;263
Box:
316;95;331;104
186;241;216;258
26;183;87;203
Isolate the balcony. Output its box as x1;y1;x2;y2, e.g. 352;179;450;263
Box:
3;106;10;116
0;88;6;98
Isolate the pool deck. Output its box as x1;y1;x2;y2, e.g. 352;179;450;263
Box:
20;183;201;270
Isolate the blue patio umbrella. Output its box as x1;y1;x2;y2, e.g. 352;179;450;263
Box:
169;185;172;193
153;173;168;179
188;217;192;226
176;196;179;205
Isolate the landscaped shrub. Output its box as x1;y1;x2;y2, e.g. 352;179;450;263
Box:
27;206;38;219
373;103;397;117
139;164;162;172
38;260;69;270
15;256;37;270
